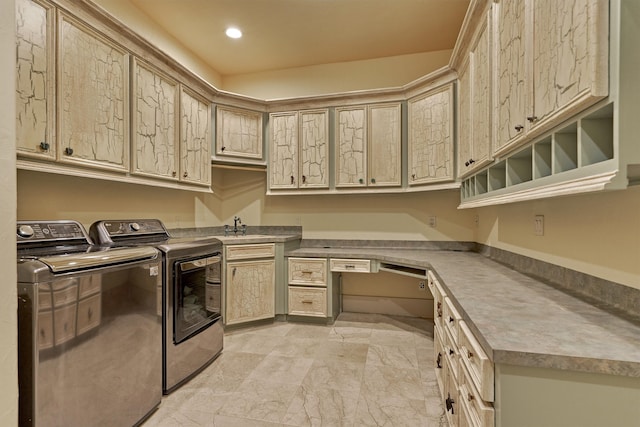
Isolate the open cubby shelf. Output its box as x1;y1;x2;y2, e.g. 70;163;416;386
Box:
461;103;615;203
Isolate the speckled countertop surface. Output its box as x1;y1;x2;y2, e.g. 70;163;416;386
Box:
286;246;640;378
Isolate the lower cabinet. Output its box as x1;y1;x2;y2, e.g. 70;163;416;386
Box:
287;257;328;318
225;244;276;325
430;271;494;427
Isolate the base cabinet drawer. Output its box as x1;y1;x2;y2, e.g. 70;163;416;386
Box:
329;258;373;273
459;320;494;402
226;243;275;260
288;286;327;317
458;360;495;427
288;258;327;286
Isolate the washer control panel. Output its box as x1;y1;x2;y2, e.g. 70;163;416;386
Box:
16;220;89;244
89;219;169;244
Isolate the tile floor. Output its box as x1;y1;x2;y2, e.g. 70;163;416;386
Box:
142;313;448;426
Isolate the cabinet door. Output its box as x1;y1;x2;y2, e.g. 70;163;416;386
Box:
269;111;298;189
225;259;275;325
494;0;528;154
531;0;608;133
216;106;263;160
336;106;367;187
16;0;55;160
299;109;329;188
58;14;129;171
457;58;473;178
131;59;179;180
408;84;454;185
458;11;492;179
368;103;401;187
470;14;492;171
180;86;211;186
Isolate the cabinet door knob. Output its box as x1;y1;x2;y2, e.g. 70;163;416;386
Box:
449;316;454;323
183;172;188;178
467;393;474;402
371;178;376;184
527;116;537;123
436;352;442;368
290;176;295;184
468;351;473;359
514;124;524;131
302;175;306;183
39;142;50;151
64;147;74;156
172;171;177;177
221;146;226;151
445;393;455;414
411;173;416;180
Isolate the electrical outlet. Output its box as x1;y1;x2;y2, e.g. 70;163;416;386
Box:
428;216;437;228
419;280;426;290
534;215;544;236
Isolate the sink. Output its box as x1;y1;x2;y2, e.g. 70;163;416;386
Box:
218;234;272;239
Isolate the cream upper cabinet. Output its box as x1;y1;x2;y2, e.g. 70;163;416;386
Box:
336;106;367;187
299;109;329;188
269;109;329;190
58;13;129;171
494;0;528;155
131;58;179;181
493;0;609;156
458;10;492;179
179;86;211;186
16;0;55;160
368;103;402;187
408;83;455;185
215;105;263;161
269;111;298;189
336;103;401;188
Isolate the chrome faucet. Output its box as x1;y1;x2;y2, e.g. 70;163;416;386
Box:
233;216;242;235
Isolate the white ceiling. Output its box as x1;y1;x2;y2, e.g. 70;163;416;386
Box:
124;0;470;77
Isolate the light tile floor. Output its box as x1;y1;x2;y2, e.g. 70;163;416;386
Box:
142;313;448;426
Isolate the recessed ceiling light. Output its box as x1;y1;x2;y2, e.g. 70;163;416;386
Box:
225;27;242;39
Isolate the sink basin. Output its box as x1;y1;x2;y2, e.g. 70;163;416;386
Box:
218;234;272;239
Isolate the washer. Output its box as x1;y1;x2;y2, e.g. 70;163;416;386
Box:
89;219;223;394
17;220;162;426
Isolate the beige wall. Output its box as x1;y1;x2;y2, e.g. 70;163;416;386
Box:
222;50;453;99
92;0;223;88
18;168;639;290
1;0;18;424
475;186;640;289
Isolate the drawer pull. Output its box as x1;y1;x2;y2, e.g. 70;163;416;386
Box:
345;265;355;269
467;393;474;402
301;270;313;274
301;300;314;304
436;352;442;369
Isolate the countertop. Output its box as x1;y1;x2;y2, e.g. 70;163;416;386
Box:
286;246;640;378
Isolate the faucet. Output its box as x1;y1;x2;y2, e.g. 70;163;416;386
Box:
224;216;247;236
233;216;242;235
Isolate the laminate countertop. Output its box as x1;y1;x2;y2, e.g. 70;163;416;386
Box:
286;246;640;379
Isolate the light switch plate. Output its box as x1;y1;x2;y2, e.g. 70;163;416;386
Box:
534;215;544;236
